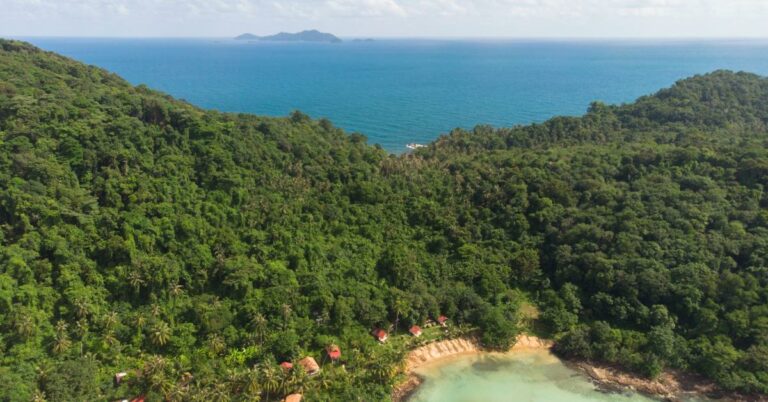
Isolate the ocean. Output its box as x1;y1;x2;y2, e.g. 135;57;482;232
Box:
23;37;768;152
408;350;704;402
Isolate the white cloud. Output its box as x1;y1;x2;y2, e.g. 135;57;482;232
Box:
326;0;407;17
1;0;768;36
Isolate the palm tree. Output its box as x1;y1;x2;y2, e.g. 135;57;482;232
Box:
166;384;187;402
241;368;261;399
128;270;145;293
169;282;184;298
168;282;184;325
208;382;230;402
103;311;118;330
207;333;226;355
393;298;409;334
250;313;268;345
14;314;36;339
259;364;280;402
281;304;292;330
150;321;171;347
55;320;68;334
286;365;310;395
151;303;162;317
73;299;90;319
52;332;72;354
74;318;89;355
30;390;47;402
134;313;147;339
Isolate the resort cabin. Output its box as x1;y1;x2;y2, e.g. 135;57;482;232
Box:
437;315;448;327
284;394;303;402
279;361;294;371
409;325;423;337
114;372;128;386
327;344;341;361
298;356;320;376
374;328;388;343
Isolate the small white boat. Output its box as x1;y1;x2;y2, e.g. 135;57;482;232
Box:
406;143;426;150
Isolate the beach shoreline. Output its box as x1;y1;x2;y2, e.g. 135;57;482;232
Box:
391;334;754;402
391;335;553;401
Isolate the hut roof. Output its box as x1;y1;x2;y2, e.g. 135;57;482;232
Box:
326;344;341;360
279;361;293;370
409;325;422;335
374;328;388;339
285;394;303;402
437;315;448;324
298;356;320;374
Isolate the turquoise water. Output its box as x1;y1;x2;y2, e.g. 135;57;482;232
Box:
409;350;659;402
22;38;768;152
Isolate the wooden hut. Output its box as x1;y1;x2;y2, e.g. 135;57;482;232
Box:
437;315;448;327
373;328;388;343
298;356;320;376
114;372;128;387
326;344;341;361
409;325;422;337
284;394;303;402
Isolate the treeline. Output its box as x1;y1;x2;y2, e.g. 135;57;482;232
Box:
1;38;768;401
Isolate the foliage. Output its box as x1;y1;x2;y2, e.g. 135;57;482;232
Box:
2;39;768;399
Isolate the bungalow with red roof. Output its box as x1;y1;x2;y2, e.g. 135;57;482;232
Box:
279;361;293;371
409;325;422;337
373;328;388;343
326;344;341;361
437;315;448;327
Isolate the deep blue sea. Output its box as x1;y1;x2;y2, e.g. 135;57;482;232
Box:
23;38;768;152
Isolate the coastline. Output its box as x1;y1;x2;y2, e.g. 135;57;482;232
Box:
391;334;752;402
570;361;768;402
391;335;553;402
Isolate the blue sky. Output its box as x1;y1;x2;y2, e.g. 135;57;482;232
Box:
2;0;768;38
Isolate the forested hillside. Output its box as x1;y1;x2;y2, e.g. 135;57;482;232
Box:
1;39;768;401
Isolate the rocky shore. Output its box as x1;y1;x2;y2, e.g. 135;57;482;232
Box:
572;361;768;402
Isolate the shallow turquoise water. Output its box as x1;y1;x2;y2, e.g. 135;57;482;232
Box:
409;350;658;402
21;38;768;152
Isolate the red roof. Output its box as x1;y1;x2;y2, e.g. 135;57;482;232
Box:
280;361;293;370
327;345;341;360
409;325;422;335
437;315;448;323
374;329;388;339
131;396;146;402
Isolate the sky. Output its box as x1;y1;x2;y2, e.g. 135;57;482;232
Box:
2;0;768;38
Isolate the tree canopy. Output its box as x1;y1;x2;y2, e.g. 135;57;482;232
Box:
2;39;768;400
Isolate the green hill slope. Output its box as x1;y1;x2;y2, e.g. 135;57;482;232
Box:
2;39;768;400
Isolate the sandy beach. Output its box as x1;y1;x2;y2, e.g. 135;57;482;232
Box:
391;334;755;402
392;335;554;401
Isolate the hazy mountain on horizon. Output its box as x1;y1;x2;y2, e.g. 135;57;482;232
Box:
235;29;342;43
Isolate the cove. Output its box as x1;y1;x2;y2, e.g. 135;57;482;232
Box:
408;350;689;402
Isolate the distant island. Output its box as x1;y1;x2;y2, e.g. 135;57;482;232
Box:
234;30;342;43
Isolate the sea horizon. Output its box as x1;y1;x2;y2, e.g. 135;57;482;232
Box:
17;36;768;152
